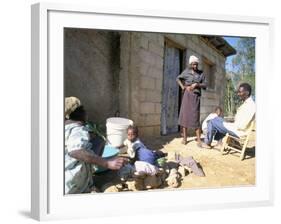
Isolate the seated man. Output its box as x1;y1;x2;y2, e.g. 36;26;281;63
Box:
203;83;255;148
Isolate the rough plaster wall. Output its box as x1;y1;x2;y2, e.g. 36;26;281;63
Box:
64;28;120;125
119;32;131;118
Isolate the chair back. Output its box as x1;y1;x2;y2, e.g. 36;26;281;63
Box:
245;116;255;133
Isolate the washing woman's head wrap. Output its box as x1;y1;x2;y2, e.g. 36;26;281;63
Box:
189;55;199;64
65;96;81;119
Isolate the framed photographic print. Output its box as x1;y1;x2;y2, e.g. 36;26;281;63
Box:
31;2;274;221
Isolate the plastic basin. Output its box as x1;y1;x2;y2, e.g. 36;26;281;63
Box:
95;145;119;173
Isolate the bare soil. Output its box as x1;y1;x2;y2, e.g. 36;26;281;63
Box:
143;133;255;189
93;131;255;192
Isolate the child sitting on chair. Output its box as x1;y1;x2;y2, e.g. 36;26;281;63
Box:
119;125;166;166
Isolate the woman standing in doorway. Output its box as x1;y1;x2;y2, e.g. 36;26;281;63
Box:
176;55;207;146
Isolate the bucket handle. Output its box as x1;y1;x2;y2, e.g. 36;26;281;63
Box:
115;110;120;117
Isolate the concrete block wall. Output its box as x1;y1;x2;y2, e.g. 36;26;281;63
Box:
131;32;164;137
133;33;227;135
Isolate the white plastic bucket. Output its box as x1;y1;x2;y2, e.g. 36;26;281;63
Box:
106;117;133;148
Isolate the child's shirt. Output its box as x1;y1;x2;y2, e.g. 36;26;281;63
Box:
123;138;138;158
123;138;157;165
202;113;218;133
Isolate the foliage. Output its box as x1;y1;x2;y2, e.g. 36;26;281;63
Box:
231;38;255;76
224;75;241;116
224;37;255;116
85;121;106;141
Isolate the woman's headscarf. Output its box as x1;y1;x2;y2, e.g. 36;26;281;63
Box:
189;55;199;64
65;96;81;119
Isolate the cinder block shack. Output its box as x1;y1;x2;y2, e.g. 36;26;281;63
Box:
64;29;236;137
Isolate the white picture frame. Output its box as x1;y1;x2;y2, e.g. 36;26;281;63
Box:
31;2;274;221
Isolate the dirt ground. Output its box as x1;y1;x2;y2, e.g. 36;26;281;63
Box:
143;132;256;189
93;132;255;192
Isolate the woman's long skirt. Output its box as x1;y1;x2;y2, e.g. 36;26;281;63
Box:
178;91;200;129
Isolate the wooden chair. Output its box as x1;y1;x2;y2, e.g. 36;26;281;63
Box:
220;119;255;160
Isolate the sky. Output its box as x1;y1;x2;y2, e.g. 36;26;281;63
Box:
223;36;239;72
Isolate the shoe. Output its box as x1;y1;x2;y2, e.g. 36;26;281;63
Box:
177;156;205;177
188;160;205;177
200;143;212;149
214;140;223;148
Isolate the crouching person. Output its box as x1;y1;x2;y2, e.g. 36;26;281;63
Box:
64;97;127;194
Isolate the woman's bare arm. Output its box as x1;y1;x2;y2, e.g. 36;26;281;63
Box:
69;149;126;170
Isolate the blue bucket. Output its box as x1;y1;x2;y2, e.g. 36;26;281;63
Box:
95;145;119;173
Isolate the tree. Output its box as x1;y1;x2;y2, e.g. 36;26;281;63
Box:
225;73;240;116
224;37;255;116
225;76;234;115
231;38;255;76
231;37;255;96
